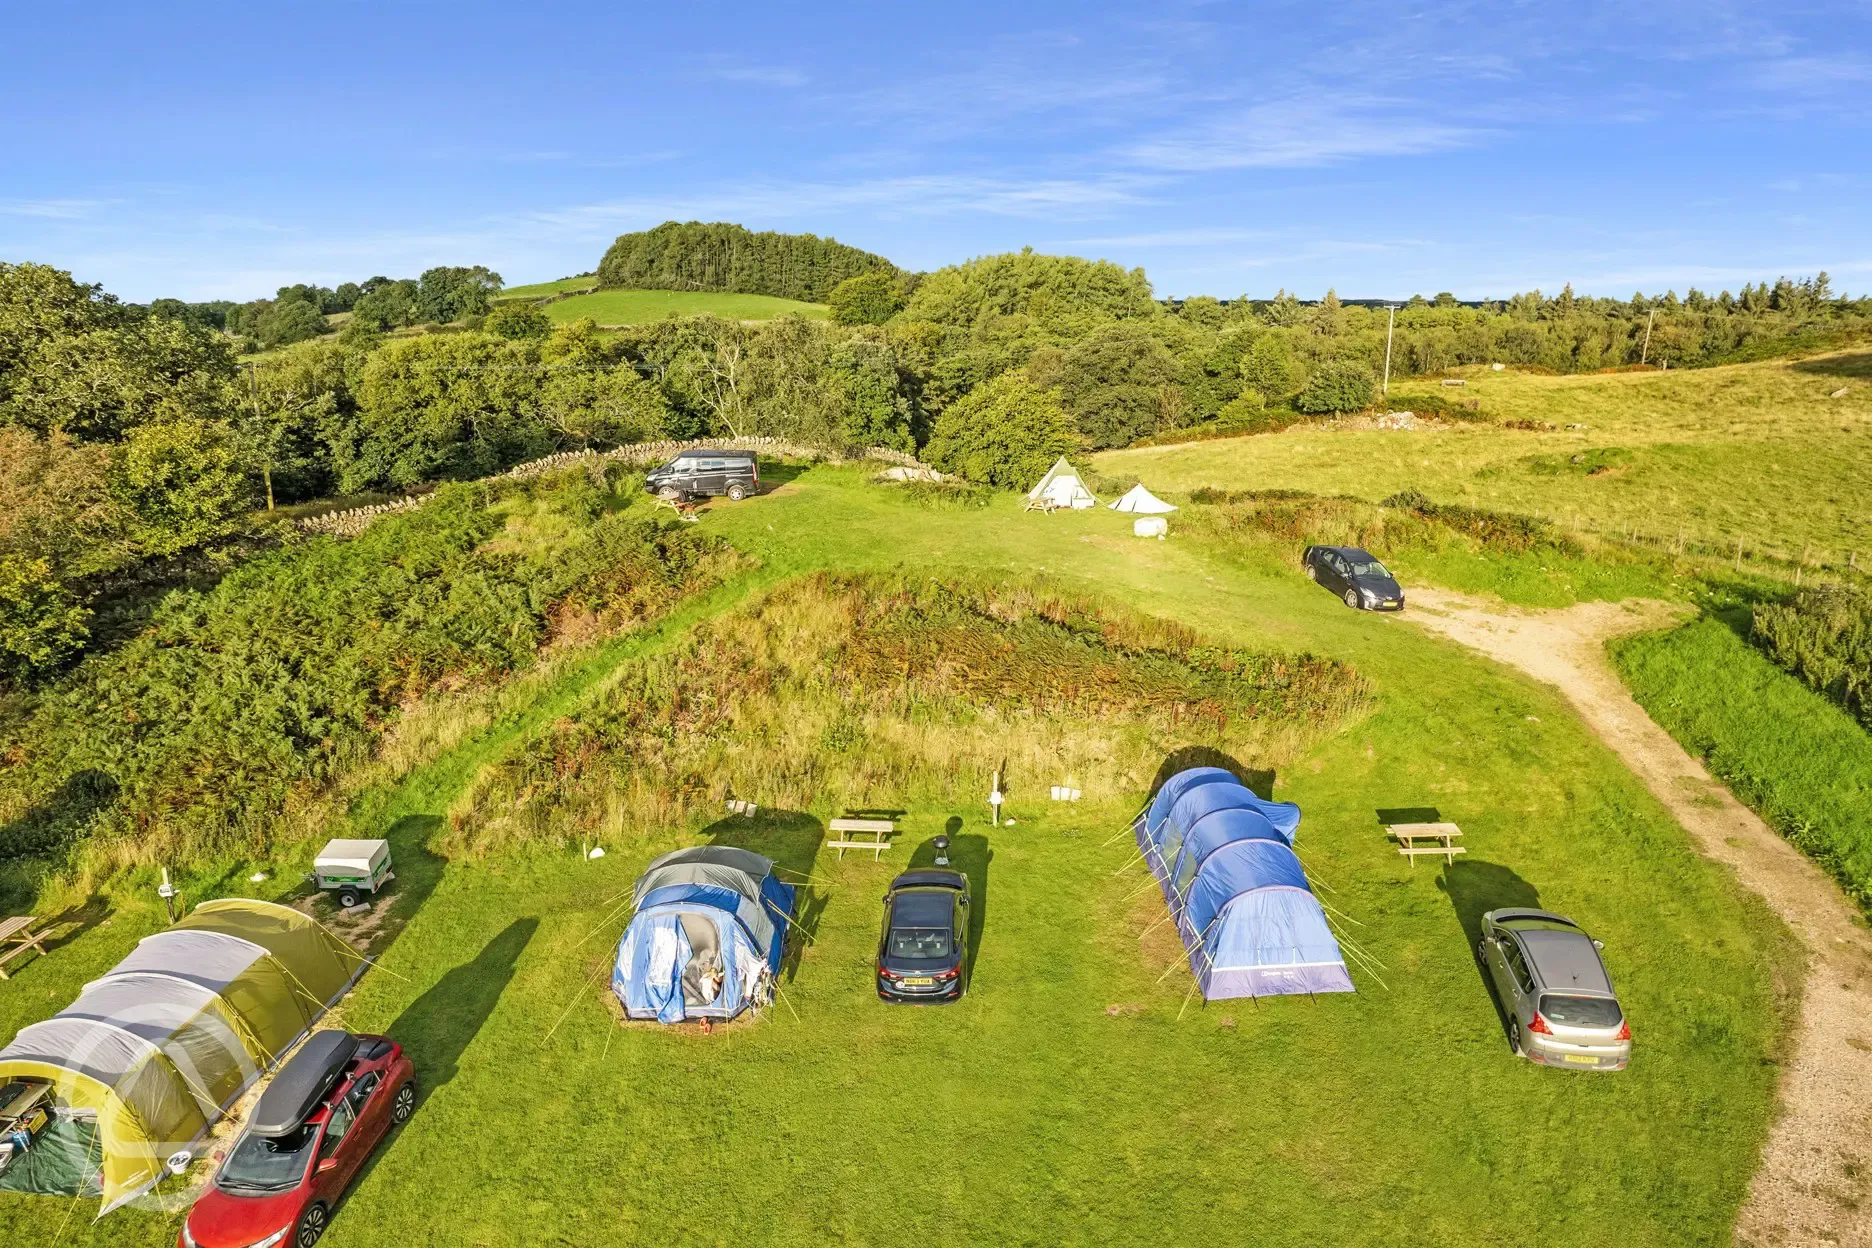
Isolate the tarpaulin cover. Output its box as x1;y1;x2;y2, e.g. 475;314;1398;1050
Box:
1133;767;1353;1000
0;899;361;1216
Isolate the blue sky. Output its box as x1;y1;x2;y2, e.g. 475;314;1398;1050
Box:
3;1;1868;302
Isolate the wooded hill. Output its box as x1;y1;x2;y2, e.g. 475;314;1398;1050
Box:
596;221;901;303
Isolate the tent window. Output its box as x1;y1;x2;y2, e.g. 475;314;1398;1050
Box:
1173;850;1201;898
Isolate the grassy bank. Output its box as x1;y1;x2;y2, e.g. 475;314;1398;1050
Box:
545;289;829;325
0;465;1796;1247
1096;349;1872;564
1613;612;1872;911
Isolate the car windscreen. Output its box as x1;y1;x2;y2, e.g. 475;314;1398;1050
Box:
217;1126;317;1193
1348;558;1390;578
1539;994;1623;1028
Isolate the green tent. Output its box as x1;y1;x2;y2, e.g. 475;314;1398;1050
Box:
0;899;362;1214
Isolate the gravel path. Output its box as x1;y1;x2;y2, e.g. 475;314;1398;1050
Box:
1402;588;1872;1247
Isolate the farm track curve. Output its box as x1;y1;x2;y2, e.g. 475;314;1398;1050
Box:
1401;587;1872;1247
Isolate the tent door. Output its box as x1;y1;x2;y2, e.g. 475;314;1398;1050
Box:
676;913;724;1006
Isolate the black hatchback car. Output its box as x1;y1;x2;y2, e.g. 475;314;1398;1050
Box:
644;450;759;503
1303;545;1405;611
876;865;970;1003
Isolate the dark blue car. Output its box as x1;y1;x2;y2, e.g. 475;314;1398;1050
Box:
1303;545;1405;611
876;868;969;1003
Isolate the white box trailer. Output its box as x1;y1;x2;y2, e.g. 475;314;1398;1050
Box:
310;838;394;908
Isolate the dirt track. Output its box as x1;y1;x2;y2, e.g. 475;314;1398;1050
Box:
1402;588;1872;1247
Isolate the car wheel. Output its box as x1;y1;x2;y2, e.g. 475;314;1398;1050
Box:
726;482;747;501
391;1080;416;1126
1508;1019;1524;1057
658;485;682;501
336;888;360;909
1343;588;1361;610
296;1203;328;1247
1304;562;1317;581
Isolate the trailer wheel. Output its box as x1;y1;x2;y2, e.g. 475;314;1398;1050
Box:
337;888;361;909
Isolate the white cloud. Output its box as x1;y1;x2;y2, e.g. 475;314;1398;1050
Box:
1123;96;1489;171
0;198;113;220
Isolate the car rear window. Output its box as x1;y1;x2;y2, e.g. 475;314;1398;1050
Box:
1539;994;1623;1028
889;928;952;960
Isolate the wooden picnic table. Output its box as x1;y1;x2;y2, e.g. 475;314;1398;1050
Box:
827;817;896;860
1024;497;1059;515
0;916;51;979
1386;822;1466;868
653;496;701;522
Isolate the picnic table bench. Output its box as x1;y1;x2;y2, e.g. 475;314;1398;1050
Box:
1386;822;1465;867
1024;497;1059;515
0;916;51;979
827;816;896;860
653;496;701;523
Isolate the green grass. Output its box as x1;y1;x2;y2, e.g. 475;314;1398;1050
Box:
1612;612;1872;911
543;288;829;326
1096;350;1872;568
496;275;600;300
0;467;1797;1246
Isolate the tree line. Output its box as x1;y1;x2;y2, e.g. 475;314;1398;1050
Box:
146;266;505;350
6;244;1868;684
597;221;901;304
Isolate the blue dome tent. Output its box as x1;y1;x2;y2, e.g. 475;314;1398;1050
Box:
1134;768;1353;999
612;847;795;1023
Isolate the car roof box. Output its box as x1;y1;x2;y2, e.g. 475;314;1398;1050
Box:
249;1031;358;1136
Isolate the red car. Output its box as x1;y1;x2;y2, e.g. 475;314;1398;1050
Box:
181;1031;415;1248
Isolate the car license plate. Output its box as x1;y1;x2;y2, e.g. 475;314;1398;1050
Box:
1563;1054;1598;1065
900;977;934;987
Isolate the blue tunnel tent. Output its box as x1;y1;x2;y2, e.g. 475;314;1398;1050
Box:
612;847;795;1023
1134;768;1353;998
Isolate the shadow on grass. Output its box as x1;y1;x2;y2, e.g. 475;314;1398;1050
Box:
1438;860;1541;1047
1148;747;1275;801
0;770;117;871
388;916;536;1100
1376;806;1442;825
1791;351;1872;379
757;459;817;489
706;809;825;981
907;826;991;980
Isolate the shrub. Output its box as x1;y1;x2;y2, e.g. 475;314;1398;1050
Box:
0;480;733;871
922;372;1080;488
1215;389;1299;434
828;272;906;326
0;554;89;682
485;300;552;339
1295;361;1377;414
1753;586;1872;728
1238;334;1303;401
1058;322;1182;449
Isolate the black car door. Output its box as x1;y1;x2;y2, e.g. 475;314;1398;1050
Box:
1320;552;1348;594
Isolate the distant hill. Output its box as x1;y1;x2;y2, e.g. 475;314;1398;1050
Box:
597;221;900;304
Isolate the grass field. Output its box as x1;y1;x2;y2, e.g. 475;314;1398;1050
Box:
543;288;829;325
1097;350;1872;568
0;465;1797;1246
496;275;600;300
1613;611;1872;911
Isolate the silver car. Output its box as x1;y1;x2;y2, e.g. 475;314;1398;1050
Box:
1477;908;1630;1071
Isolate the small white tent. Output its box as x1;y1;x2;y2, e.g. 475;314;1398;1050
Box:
1027;458;1098;510
1108;484;1178;514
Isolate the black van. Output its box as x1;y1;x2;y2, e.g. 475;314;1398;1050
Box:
644;449;760;502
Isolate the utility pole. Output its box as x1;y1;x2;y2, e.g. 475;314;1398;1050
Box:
1639;308;1656;366
247;365;274;510
1382;304;1398;396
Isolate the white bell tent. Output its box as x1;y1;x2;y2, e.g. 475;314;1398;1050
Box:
1026;458;1098;510
1108;484;1178;514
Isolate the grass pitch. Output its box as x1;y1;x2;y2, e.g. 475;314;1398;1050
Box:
543;288;829;326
